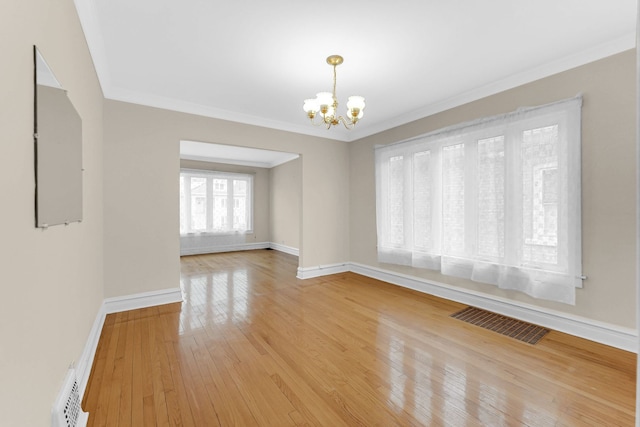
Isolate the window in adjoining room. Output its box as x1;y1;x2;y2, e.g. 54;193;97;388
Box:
180;170;253;235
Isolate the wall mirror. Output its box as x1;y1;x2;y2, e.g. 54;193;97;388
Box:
34;46;83;228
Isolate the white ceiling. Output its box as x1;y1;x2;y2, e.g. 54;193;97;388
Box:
75;0;636;142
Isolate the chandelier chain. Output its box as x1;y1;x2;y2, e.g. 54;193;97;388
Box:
332;65;337;101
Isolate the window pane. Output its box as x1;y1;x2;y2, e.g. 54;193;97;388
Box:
442;144;465;255
522;125;559;265
388;156;404;246
413;151;432;250
190;177;207;231
477;136;505;258
233;179;247;230
214;179;226;192
542;168;558;236
209;178;226;231
234;179;247;195
212;195;226;230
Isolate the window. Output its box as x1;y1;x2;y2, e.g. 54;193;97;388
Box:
376;96;582;304
180;169;253;234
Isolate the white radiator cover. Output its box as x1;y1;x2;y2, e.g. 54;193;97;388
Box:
51;369;88;427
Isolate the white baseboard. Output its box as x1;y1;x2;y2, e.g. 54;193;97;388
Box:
181;241;299;257
103;287;184;314
76;304;106;400
297;263;350;279
348;262;637;353
269;242;299;256
181;242;270;256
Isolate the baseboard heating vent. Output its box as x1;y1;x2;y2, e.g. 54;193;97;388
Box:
51;368;88;427
451;306;550;345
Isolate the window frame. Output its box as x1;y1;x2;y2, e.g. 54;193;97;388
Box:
180;168;254;235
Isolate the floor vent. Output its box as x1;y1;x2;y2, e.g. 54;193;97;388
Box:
52;369;89;427
451;306;549;345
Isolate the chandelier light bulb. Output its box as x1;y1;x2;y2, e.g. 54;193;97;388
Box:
303;98;319;114
347;95;365;121
347;96;365;111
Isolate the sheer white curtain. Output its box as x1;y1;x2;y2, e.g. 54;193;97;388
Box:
376;96;582;304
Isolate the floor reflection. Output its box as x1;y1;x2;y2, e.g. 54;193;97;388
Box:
388;335;407;410
377;315;550;426
379;319;436;425
179;268;250;334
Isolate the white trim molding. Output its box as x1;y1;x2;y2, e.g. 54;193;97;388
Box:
180;242;270;256
349;34;635;142
297;263;350;279
270;242;299;256
103;288;184;314
76;304;106;400
180;242;300;257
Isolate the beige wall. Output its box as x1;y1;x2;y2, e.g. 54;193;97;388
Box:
179;159;271;248
270;158;302;250
104;101;349;298
0;0;104;425
350;50;637;328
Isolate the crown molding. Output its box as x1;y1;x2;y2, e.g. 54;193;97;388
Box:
74;0;635;143
347;33;636;142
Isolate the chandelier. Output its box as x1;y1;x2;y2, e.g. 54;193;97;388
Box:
303;55;365;129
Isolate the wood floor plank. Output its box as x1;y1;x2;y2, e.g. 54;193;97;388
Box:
130;316;144;427
84;250;636;426
179;338;221;426
164;341;196;427
147;313;170;427
116;312;135;427
104;320;126;427
250;330;347;427
202;343;260;426
138;318;157;427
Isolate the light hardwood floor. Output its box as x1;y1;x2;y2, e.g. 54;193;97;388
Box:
83;250;636;426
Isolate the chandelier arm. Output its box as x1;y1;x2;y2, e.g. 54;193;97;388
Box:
337;115;355;130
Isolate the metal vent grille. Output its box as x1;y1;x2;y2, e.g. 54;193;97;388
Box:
451;306;550;345
52;369;89;427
